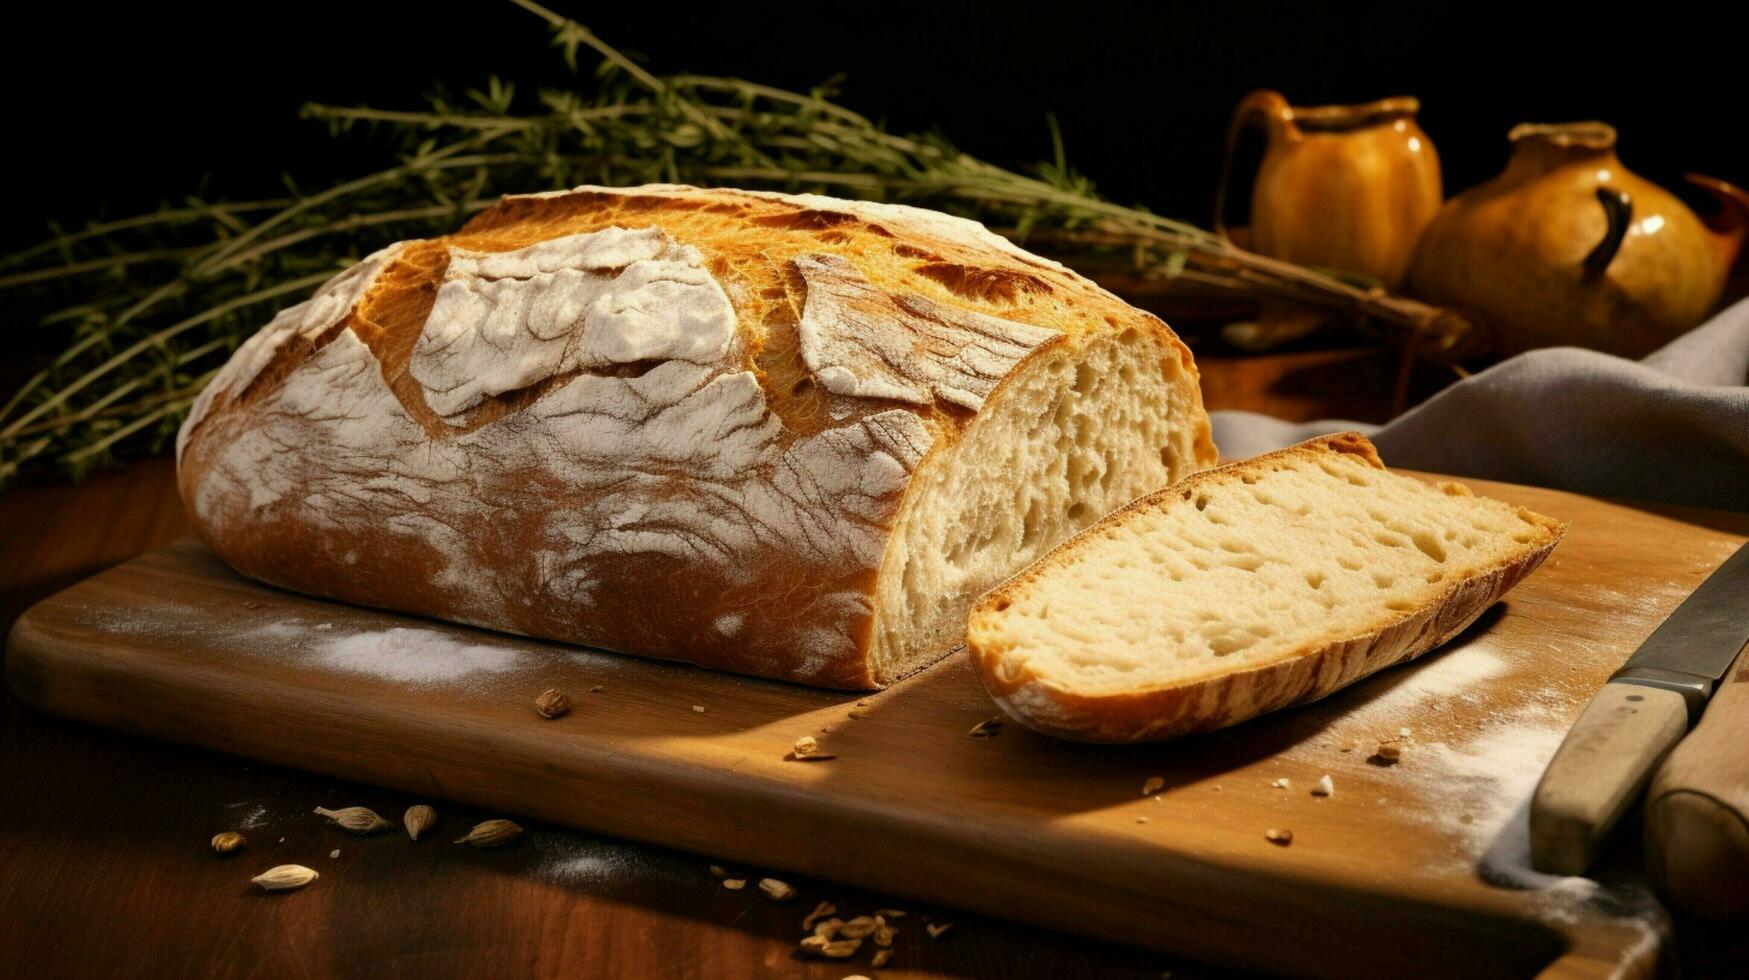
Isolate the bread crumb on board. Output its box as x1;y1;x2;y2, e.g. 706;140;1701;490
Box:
1265;828;1294;846
1271;777;1290;790
788;735;835;762
1141;776;1166;796
1312;774;1335;797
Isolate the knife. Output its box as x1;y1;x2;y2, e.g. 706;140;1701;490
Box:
1529;539;1749;876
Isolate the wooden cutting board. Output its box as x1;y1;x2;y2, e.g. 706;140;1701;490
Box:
8;475;1746;979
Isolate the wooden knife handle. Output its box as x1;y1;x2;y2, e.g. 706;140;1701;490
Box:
1530;683;1689;875
1645;642;1749;918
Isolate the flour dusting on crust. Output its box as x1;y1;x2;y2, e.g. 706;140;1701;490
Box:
177;244;403;459
182;224;944;683
795;251;1059;410
411;227;737;420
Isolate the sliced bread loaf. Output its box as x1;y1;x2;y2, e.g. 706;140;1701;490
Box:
966;433;1565;742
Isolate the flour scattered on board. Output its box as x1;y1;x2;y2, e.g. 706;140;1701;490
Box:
530;831;644;886
1292;640;1664;936
224;802;270;830
307;627;527;685
1331;644;1512;733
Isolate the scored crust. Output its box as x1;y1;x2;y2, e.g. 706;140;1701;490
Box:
177;184;1215;689
966;433;1566;742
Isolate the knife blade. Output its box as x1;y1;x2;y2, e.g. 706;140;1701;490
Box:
1529;539;1749;875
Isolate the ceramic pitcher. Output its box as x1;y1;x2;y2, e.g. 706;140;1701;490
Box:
1405;122;1749;357
1215;90;1442;289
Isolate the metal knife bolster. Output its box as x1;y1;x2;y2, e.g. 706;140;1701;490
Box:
1610;666;1718;723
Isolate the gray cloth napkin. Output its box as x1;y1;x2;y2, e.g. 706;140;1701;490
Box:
1210;297;1749;511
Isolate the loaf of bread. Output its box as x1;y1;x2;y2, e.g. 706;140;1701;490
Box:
177;184;1216;689
967;433;1564;741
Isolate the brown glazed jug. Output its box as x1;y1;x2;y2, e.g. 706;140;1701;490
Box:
1406;122;1749;358
1215;90;1442;289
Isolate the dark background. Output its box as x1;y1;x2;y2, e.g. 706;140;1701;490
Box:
2;0;1743;253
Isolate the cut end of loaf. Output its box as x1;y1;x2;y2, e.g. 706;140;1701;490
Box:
966;433;1565;742
866;323;1214;684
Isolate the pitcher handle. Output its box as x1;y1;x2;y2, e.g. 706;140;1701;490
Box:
1582;187;1633;283
1683;173;1749;275
1214;89;1296;242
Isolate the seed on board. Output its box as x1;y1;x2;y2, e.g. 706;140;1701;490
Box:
926;921;955;939
1142;776;1166;796
837;916;877;939
1312;775;1335;797
534;688;572;719
454;819;522;848
968;717;1004;738
722;878;747;891
314;806;394;835
329;849;340;859
1265;828;1294;846
758;878;796;901
709;865;728;879
874;908;907;919
211;832;245;855
802;901;837;930
589;685;604;693
872;916;897;947
872;949;893;967
821;939;861;958
251;864;318;891
812;918;844;939
404;805;437;841
799;935;829;953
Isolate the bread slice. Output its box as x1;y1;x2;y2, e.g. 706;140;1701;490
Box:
966;433;1564;742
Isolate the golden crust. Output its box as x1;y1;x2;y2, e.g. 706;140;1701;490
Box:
177;185;1214;690
966;433;1566;742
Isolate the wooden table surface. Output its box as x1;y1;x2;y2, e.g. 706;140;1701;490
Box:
3;348;1743;978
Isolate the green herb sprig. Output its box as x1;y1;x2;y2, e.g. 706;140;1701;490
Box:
0;0;1476;488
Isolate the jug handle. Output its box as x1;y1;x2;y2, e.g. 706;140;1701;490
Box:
1214;90;1296;242
1582;187;1633;283
1683;173;1749;274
